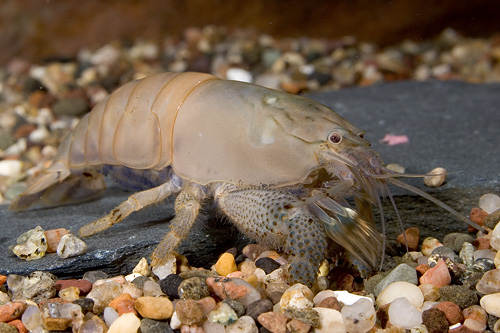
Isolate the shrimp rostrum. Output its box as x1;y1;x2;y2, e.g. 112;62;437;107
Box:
10;72;481;286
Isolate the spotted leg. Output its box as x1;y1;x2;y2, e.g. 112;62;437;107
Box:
79;177;182;237
216;185;329;286
150;184;207;266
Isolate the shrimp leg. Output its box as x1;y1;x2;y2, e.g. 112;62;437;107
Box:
151;184;207;266
79;177;182;237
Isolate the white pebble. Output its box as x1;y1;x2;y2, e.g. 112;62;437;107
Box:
424;167;447;188
480;293;500;317
152;253;176;279
386;163;405;174
376;281;424;308
170;311;182;330
107;312;140;333
479;193;500;214
226;315;258;333
0;159;23;177
280;284;314;311
103;306;119;326
57;234;87;258
421;237;444;257
313;307;346;333
124;272;142;282
203;319;226;333
341;298;376;332
333;290;374;306
388;297;423;329
21;305;43;331
28;126;50;143
226;68;253;83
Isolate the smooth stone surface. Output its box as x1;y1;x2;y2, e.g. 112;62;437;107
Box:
388;297;423;329
107;312;141;333
373;263;418;296
376;281;424;308
480;293;500;317
1;81;500;277
313;307;346;333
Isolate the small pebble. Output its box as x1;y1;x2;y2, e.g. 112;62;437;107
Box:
388;297;423;329
176;299;204;325
207;301;238;326
419;283;440;302
439;285;478;309
435;301;464;325
373;263;418;296
58;286;80;301
313;307;345;333
109;293;136;315
86;280;122;313
480;293;500;317
159;274;184;298
245;298;273;321
179;276;210;300
255;257;281;274
142;280;164;297
141;318;174;333
421;237;444;257
55;279;92;295
341;298;376;332
20;305;41;331
226;315;258;333
57;233;87;258
396;227;420;251
135;296;173;320
107;312;141;333
73;298;94;313
422;307;449;333
286;318;311;333
0;322;18;333
257;312;288;333
424;167;447;187
0;301;27;323
103;306;119;326
7;271;57;303
479;193;500;214
443;234;474;254
43;228;69;252
12;226;48;261
221;299;245;317
206;277;261;306
132;257;152;277
82;270;108;284
376;281;424;308
419;259;451;287
214;252;238;276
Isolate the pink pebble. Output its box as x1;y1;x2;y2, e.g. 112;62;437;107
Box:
382;134;409;146
419;259;451;288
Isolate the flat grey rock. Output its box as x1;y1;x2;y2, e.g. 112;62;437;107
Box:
1;80;499;278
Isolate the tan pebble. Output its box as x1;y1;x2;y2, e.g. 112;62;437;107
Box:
13;226;47;261
419;284;439;302
132;257;151;277
58;286;80;302
313;307;345;332
196;297;216;317
480;293;500;317
214;252;237;276
56;233;87;258
421;237;444;256
396;227;420;251
419;259;451;288
469;207;488;232
238;260;257;275
135;296;173;320
0;301;27;322
107;312;141;333
386;163;405;174
42;317;72;331
109;293;136;315
44;228;69;253
176;299;204;325
424;167;447;187
257;311;288;333
286;318;311;333
494;250;500;268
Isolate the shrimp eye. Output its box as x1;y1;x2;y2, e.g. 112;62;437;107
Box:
359;133;364;138
328;132;342;144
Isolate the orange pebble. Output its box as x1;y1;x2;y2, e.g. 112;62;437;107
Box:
109;293;137;315
0;275;6;288
7;319;28;333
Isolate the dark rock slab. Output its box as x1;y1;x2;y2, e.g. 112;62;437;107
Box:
1;80;499;278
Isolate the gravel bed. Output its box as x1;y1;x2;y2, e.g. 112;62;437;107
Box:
1;26;500;332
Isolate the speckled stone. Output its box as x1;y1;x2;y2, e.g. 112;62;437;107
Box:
140;318;174;333
222;299;245;317
422;307;449;333
439;285;478;309
435;301;464;325
178;276;210;300
7;271;57;303
175;299;204;325
0;323;17;333
283;307;320;327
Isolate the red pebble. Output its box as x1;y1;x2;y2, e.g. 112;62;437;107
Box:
7;319;28;333
415;264;430;277
206;277;247;300
396;227;420;251
472;237;490;250
419;260;451;288
0;275;6;288
0;302;27;322
55;279;92;295
109;293;136;315
469;207;487;232
435;301;464;325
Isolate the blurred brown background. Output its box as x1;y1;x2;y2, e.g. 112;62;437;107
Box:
1;0;499;66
